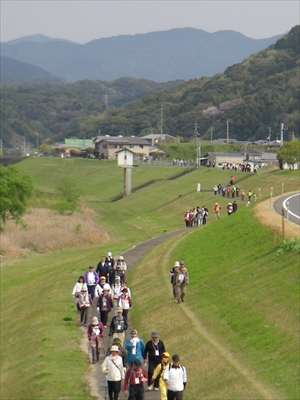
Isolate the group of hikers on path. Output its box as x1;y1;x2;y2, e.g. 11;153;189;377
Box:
72;252;188;400
183;175;259;227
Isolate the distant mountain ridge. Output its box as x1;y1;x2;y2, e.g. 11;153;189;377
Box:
1;28;280;82
0;56;65;84
3;34;77;45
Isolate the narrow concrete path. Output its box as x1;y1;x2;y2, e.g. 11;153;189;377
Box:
81;227;188;400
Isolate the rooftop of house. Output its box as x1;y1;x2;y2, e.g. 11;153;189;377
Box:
94;136;150;146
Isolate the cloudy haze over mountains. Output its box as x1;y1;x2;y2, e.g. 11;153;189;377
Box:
1;29;281;82
1;1;299;44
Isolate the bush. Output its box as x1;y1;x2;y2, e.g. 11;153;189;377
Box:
56;177;81;204
50;199;76;215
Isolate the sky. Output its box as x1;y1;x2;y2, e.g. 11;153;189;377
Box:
1;0;299;44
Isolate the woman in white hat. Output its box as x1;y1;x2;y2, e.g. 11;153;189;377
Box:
102;345;124;400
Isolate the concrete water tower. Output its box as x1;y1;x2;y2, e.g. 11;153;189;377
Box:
117;147;135;196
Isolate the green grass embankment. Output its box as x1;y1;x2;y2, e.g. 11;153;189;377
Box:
0;158;298;399
129;206;299;400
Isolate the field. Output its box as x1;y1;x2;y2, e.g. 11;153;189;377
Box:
0;157;299;399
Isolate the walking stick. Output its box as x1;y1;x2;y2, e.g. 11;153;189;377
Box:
87;340;91;362
107;333;111;353
104;373;108;400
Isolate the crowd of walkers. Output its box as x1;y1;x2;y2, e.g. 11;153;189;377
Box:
184;205;209;227
183;174;260;227
72;252;188;400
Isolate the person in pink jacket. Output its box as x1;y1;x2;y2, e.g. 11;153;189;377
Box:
87;316;104;364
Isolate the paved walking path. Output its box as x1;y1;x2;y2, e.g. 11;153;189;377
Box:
82;227;187;400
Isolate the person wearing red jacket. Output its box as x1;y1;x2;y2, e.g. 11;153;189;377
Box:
124;359;148;399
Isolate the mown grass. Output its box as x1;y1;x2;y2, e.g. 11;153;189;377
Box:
1;158;299;399
129;206;299;400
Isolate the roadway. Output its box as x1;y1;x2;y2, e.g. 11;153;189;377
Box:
274;192;300;226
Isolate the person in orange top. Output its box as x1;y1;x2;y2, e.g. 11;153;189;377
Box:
213;203;221;220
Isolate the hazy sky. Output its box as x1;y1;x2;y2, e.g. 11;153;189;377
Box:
1;1;299;44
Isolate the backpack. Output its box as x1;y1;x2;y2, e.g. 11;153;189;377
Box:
168;364;184;372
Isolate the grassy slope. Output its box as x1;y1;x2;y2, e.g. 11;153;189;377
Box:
1;158;299;399
129;214;299;399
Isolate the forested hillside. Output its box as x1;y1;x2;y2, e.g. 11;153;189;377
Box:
92;25;299;141
0;78;176;148
0;56;64;84
1;26;299;148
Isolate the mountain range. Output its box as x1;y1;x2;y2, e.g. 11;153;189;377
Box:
1;26;298;150
1;29;280;82
1;56;64;84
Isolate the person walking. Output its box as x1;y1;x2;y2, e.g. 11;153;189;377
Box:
87;316;104;364
248;190;252;202
96;256;110;281
213;203;221;220
174;261;189;304
118;287;132;320
163;354;187;400
150;352;170;400
72;276;87;312
102;345;124;400
107;337;128;372
111;275;123;315
83;265;99;300
77;286;94;326
106;251;115;284
94;276;107;299
202;206;208;225
109;306;128;346
227;202;233;215
125;329;145;367
170;261;180;299
143;331;165;391
97;287;113;328
124;359;148;400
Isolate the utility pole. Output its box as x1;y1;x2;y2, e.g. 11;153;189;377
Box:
280;121;288;146
226;121;230;143
268;126;272;142
160;104;164;142
195;121;198;166
195;121;201;167
23;136;26;156
36;132;39;154
211;126;214;142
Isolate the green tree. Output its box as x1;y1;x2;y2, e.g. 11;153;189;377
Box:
39;143;53;155
277;140;300;169
0;165;33;228
53;177;82;214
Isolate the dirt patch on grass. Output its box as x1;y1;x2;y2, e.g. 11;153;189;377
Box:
254;194;299;239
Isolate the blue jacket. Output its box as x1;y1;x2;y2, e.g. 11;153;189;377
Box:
125;337;145;364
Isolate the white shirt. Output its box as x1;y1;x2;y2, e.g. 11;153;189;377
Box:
163;364;187;392
87;271;95;285
94;284;104;298
72;282;87;296
101;355;124;381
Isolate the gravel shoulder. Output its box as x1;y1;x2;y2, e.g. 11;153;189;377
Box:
254;192;299;239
